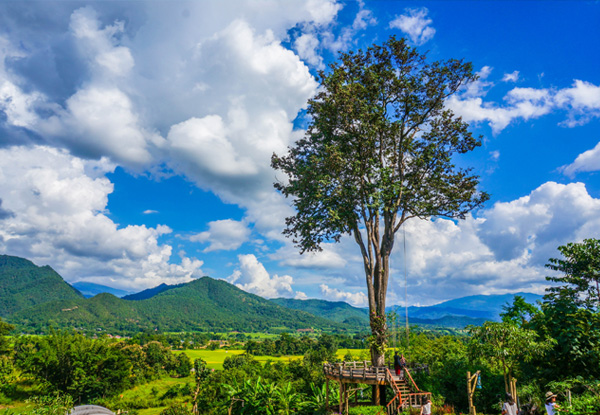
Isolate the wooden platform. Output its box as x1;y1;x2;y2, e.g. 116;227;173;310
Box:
323;361;431;415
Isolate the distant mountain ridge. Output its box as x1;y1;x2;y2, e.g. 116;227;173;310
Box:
71;281;133;298
272;293;543;329
399;292;544;322
122;283;183;300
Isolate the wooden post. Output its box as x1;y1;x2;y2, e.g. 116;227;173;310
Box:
467;371;480;415
345;383;349;415
339;382;344;414
510;377;518;406
325;378;329;412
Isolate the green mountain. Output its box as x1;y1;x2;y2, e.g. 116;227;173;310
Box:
7;274;344;334
0;255;83;317
271;298;370;326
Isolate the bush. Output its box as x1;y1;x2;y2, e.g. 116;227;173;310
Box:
160;403;191;415
348;405;385;415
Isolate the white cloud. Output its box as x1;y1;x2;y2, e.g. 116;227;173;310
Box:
555;80;600;127
227;254;295;298
295;33;324;69
0;146;203;291
69;7;134;79
353;6;377;31
320;284;367;306
39;87;160;167
389;8;435;46
478;181;600;265
0;81;46;129
463;66;494;98
305;0;342;26
295;291;308;300
447;73;600;134
190;219;251;252
562;140;600;176
502;71;520;82
271;242;348;268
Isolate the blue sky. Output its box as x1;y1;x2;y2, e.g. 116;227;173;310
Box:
0;1;599;306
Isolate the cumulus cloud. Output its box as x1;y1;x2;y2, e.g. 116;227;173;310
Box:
305;0;342;26
389;8;435;46
190;219;251;252
562;140;600;176
320;181;600;306
320;284;367;306
295;33;324;69
271;242;348;268
446;70;600;134
227;254;295;298
0;146;203;290
554;80;600;127
39;86;160;167
478;181;600;265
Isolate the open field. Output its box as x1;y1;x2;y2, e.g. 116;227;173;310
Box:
174;349;303;369
173;348;370;370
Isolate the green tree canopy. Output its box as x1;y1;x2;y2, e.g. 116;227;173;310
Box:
272;36;488;367
468;321;553;393
546;238;600;310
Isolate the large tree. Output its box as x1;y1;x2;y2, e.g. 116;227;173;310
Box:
272;36;488;367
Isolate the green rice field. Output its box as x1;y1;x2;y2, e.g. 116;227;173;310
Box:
174;349;301;369
174;348;369;369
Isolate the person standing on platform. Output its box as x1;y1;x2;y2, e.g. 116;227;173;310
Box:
394;352;402;375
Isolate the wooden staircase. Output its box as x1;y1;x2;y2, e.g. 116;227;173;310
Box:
323;361;431;415
383;367;431;415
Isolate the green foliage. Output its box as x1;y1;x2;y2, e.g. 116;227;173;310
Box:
468;321;554;392
26;393;73;415
272;35;488;366
519;240;600;383
348;405;384;415
14;330;131;402
0;255;83;318
301;382;338;414
160;403;191;415
546;238;600;310
500;295;541;327
545;378;600;415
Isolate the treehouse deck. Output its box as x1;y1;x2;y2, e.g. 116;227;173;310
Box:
323;361;431;415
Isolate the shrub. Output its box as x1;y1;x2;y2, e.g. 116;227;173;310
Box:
348;405;385;415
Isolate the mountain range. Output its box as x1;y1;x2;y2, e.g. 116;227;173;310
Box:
0;254;543;334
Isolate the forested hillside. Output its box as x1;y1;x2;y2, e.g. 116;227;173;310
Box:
0;255;344;333
0;255;83;317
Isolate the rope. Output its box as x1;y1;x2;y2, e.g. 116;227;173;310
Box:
403;225;409;351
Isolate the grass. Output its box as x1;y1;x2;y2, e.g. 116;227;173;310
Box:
173;349;303;369
172;348;370;370
337;348;370;360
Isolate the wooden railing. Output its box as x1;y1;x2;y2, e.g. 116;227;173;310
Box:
324;361;432;415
